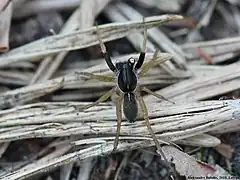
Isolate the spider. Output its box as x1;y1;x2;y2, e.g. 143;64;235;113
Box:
78;20;175;165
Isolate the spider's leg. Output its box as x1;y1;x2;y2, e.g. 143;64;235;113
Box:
113;92;124;151
136;91;177;179
95;24;116;72
79;87;115;110
141;86;175;104
136;92;168;161
138;50;172;78
138;49;159;78
77;72;114;82
135;18;147;70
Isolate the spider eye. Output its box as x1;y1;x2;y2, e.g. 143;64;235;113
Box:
129;58;135;64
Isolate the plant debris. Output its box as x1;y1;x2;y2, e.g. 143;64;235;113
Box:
0;0;239;179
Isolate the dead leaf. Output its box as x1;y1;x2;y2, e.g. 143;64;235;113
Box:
162;146;216;177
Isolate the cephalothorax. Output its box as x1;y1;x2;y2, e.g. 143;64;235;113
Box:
116;58;137;93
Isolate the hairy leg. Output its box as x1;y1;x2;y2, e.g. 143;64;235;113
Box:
113;92;124;151
136;92;176;179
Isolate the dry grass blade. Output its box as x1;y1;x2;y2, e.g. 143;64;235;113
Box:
0;100;238;143
196;0;218;28
145;61;240;102
12;0;81;19
104;3;188;77
0;14;183;67
104;5;179;77
31;0;112;83
3;61;35;69
60;163;74;180
0;77;64;109
176;134;221;147
0;70;33;85
1;141;152;180
0;0;240;179
115;2;187;69
162;146;217;176
0;99;239;179
0;52;173;109
0;142;9;158
77;158;93;180
0;0;11;12
182;35;240;48
30;4;83;84
135;0;182;12
183;36;240;63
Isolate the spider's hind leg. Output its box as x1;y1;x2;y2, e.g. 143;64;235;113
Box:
136;92;166;158
136;90;175;175
113;92;124;151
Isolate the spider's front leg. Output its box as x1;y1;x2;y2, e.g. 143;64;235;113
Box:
95;24;116;73
138;49;172;78
134;18;161;76
136;89;177;179
138;49;159;77
134;18;147;70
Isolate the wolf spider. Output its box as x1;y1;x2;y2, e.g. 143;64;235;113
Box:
79;21;175;165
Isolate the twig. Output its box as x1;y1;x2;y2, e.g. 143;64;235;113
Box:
182;36;240;62
0;70;33;85
182;35;240;49
134;0;182;12
105;2;187;72
31;0;112;83
1;141;152;180
0;142;9;158
0;14;183;67
12;0;81;19
176;134;220;147
0;100;238;143
77;158;93;180
0;98;238;179
1;98;239;180
145;61;240;102
196;0;218;28
60;163;74;180
0;0;11;12
0;52;173;109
